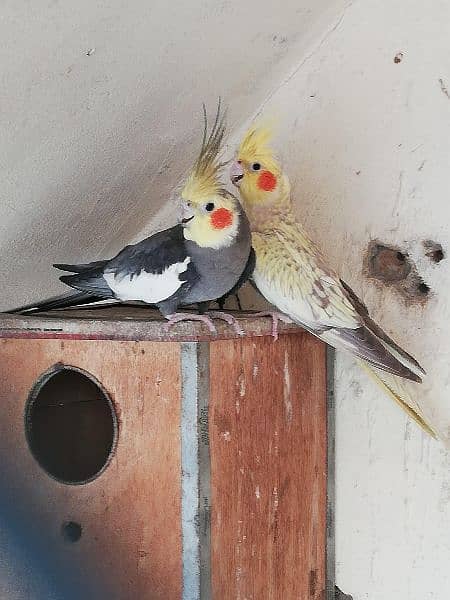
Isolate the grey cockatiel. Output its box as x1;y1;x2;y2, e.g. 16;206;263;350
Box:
9;105;253;334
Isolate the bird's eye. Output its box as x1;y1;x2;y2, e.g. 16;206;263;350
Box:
205;202;215;212
251;162;261;171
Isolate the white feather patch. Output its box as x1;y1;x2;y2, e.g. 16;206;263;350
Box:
104;257;191;303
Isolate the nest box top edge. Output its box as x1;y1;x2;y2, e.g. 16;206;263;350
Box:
0;307;302;342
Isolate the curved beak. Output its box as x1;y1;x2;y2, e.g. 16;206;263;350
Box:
181;201;195;225
230;161;244;187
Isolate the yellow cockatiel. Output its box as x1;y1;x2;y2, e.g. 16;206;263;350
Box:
230;125;436;438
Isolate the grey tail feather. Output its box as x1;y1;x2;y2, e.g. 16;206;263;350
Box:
340;278;425;379
321;325;423;383
358;325;423;382
59;271;114;298
6;291;103;314
362;314;425;377
54;260;108;273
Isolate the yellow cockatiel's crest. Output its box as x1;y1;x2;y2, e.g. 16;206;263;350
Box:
237;122;281;176
182;102;227;203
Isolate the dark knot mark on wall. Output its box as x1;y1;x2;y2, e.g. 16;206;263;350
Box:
364;240;444;304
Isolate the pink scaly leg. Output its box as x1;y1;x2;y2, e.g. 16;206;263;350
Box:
165;312;217;334
250;311;293;341
205;311;244;336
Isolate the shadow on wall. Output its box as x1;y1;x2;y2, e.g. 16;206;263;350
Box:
335;585;353;599
0;468;108;599
0;457;151;600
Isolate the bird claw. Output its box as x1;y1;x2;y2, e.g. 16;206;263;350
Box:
250;311;293;340
206;311;245;336
165;312;217;334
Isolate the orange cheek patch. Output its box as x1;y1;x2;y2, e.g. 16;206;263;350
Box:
257;170;277;191
211;207;233;230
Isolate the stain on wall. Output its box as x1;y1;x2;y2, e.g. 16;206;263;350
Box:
423;240;445;263
365;240;432;304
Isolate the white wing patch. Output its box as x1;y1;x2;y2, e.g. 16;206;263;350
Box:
104;257;191;304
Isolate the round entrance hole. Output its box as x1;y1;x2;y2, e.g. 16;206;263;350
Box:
25;366;118;485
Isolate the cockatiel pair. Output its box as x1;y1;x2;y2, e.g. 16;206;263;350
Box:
11;106;253;335
11;104;434;437
230;125;436;438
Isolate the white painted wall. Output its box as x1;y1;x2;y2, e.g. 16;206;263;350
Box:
2;0;450;598
0;0;345;309
225;1;450;598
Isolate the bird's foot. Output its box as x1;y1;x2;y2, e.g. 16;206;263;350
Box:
165;312;217;334
205;311;244;336
250;311;293;340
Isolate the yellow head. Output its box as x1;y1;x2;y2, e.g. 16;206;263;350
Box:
181;103;241;249
230;124;284;207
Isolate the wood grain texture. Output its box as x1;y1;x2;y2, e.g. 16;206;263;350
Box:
209;332;327;600
0;338;182;600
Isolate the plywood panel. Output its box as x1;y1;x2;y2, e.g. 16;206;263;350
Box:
0;338;182;600
209;332;327;600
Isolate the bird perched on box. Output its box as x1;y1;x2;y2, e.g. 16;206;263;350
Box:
230;124;436;437
9;104;253;335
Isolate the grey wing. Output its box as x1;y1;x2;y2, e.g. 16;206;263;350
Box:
58;225;199;305
102;225;200;304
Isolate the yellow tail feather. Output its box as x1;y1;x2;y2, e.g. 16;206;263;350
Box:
358;361;437;439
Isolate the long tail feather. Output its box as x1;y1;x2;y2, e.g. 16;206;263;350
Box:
339;279;425;380
363;316;425;379
321;326;422;383
6;291;108;314
53;260;107;273
358;361;437;438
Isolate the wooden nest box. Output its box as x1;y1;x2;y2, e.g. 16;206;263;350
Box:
0;307;333;600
